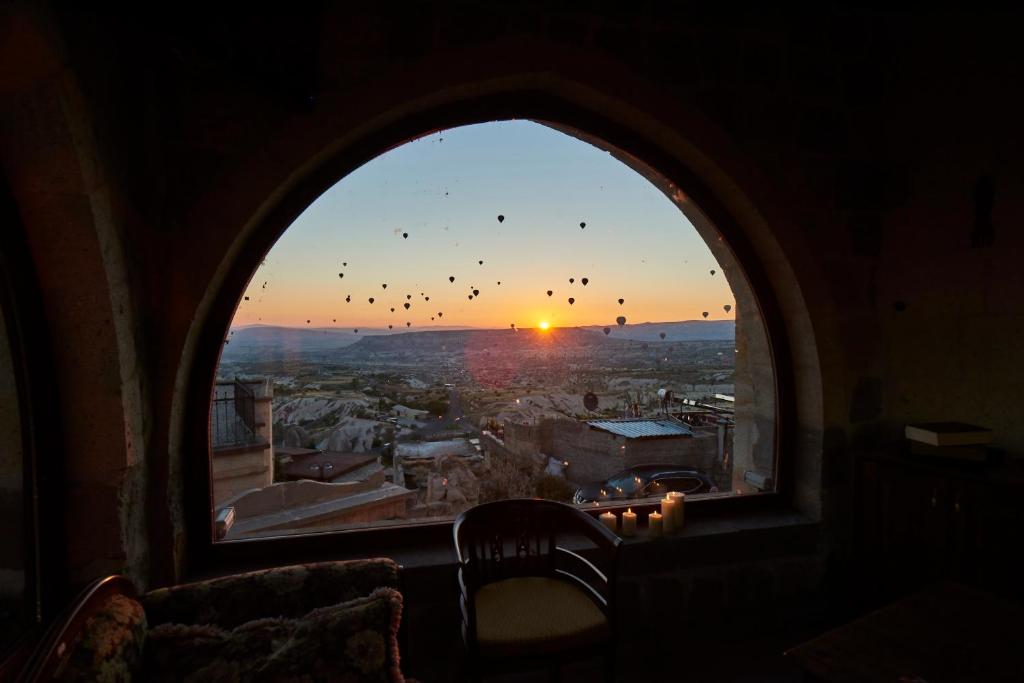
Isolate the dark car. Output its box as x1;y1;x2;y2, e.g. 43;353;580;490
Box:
572;464;719;504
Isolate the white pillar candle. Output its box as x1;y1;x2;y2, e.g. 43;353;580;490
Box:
647;511;663;538
660;496;675;534
599;511;617;533
621;508;637;537
668;491;686;529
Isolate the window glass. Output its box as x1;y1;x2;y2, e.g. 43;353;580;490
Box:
211;121;777;540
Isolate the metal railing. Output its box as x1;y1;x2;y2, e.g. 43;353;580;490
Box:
211;379;259;448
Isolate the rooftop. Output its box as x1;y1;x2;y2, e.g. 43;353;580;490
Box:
586;418;694;439
275;447;379;482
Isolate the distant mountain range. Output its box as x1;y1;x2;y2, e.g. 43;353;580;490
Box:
223;320;734;358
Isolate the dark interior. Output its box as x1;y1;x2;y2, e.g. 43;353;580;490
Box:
2;5;1023;681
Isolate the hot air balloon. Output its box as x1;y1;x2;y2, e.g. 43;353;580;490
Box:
406;294;412;300
368;297;374;304
478;260;483;265
569;278;574;284
345;295;351;303
546;290;553;297
568;298;575;305
390;307;395;313
617;298;624;305
438;312;443;318
702;311;709;318
497;215;504;223
425;296;430;301
388;324;393;330
342;262;347;266
402;232;409;239
404;303;410;310
580;221;586;229
510;323;515;329
468;295;473;300
710;269;716;276
581;277;589;286
659;332;666;339
449;276;455;283
406;322;411;327
497;281;501;285
603;327;610;335
382;283;387;289
472;289;479;296
338;273;344;278
724;304;732;313
616;316;627;326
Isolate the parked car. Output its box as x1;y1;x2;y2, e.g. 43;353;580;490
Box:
572;464;719;504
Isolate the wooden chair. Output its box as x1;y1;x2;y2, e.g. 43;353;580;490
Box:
453;499;622;682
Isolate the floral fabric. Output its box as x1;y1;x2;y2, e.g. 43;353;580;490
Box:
57;559;410;682
61;594;147;683
144;587;405;683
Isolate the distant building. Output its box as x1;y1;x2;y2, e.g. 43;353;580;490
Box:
210;378;274;507
212;384;416;539
502;416;721;484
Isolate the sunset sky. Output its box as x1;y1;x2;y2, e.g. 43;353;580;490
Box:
232;121;736;330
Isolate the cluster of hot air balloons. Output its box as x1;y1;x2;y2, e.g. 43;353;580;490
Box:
236;208;736;337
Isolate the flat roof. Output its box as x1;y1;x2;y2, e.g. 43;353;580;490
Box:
277;448;378;481
586;418;694;439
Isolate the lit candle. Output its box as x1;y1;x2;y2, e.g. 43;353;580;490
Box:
648;511;663;537
660;495;675;534
668;491;686;529
621;508;637;537
599;511;617;533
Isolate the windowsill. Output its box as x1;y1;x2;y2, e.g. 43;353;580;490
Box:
199;504;818;581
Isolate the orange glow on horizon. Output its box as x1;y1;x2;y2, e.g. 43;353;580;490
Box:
538;320;550;330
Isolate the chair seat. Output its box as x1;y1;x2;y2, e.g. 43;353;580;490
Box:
474;576;609;657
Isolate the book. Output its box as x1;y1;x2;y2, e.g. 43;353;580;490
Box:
905;422;993;447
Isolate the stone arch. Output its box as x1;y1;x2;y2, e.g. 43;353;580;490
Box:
168;39;837;577
0;11;151;586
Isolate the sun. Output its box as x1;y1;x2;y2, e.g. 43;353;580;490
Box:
538;320;550;331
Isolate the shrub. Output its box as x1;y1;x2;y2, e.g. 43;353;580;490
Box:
532;473;575;502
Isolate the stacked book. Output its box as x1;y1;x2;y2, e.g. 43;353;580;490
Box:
905;422;994;461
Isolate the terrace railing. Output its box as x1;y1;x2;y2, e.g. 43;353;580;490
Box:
211;379;259;448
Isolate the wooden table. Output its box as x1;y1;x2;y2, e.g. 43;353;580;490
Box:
786;582;1024;682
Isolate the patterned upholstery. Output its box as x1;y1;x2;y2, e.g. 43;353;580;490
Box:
56;559;410;682
145;587;405;682
474;577;609;657
60;594;147;683
142;559;400;629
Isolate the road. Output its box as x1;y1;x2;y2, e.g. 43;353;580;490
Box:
419;387;470;437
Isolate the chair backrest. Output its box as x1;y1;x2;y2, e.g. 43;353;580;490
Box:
453;499;620;589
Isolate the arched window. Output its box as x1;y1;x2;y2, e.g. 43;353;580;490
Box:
209;121;776;541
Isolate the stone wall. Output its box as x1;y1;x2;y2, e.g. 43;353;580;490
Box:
210;445;273;507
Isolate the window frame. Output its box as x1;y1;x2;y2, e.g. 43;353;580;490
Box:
185;92;796;573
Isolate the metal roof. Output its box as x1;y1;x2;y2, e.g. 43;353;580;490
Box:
586;418;694;439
